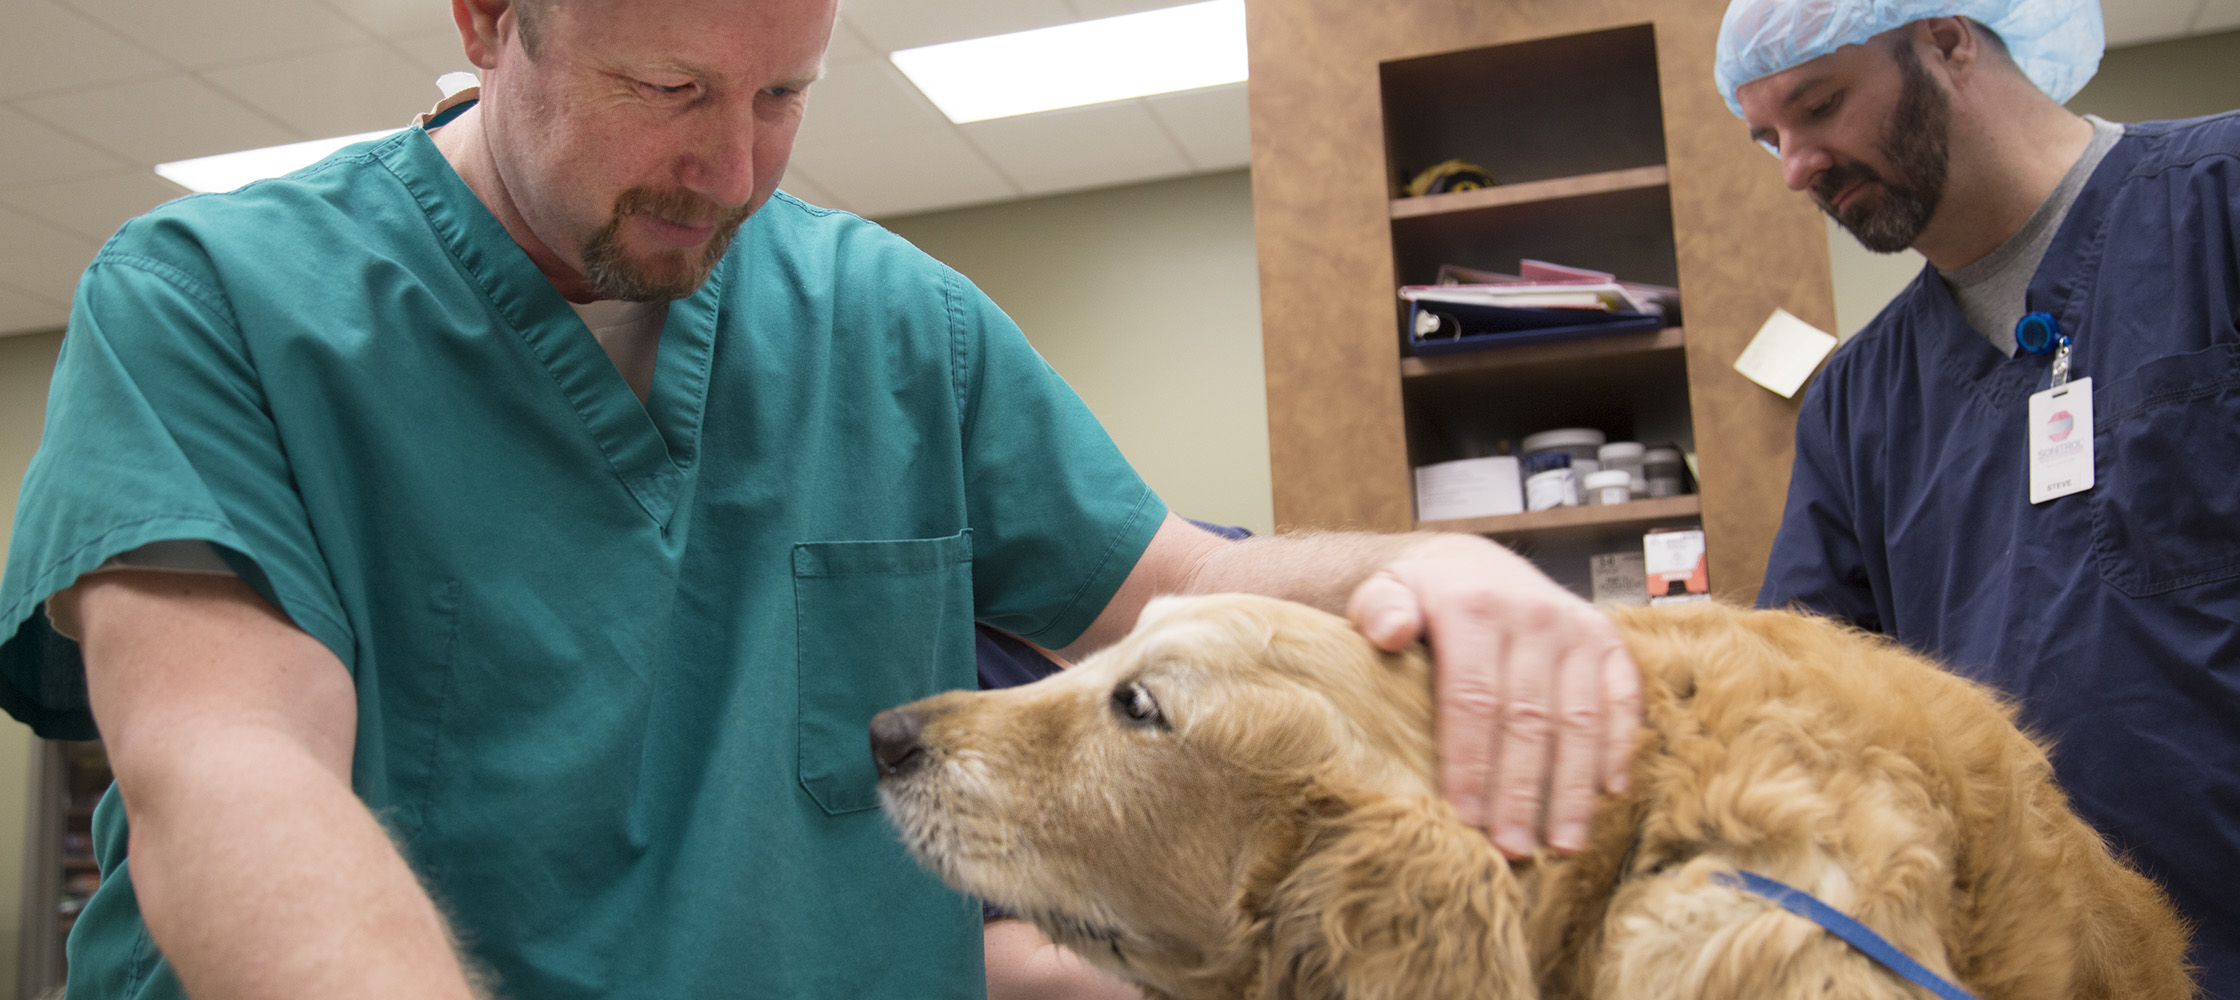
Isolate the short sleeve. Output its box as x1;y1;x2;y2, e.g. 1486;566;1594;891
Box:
1757;379;1883;631
0;248;354;738
945;269;1166;649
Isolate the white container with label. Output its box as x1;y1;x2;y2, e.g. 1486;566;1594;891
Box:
1597;441;1646;497
1582;469;1634;506
1521;427;1605;480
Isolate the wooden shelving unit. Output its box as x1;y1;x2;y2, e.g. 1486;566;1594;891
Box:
1245;0;1838;605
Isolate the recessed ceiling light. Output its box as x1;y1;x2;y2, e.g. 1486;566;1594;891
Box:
155;130;404;194
889;0;1248;124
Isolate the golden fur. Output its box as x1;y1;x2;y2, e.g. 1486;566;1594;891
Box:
876;595;2194;999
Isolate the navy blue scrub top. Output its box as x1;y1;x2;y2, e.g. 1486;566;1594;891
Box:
1762;114;2240;998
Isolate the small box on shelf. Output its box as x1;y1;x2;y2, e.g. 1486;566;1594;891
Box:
1645;527;1710;604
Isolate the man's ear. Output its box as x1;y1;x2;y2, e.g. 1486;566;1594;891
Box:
1253;795;1535;1000
1918;16;1982;77
452;0;514;70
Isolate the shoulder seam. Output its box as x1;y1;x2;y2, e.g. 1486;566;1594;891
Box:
87;252;239;331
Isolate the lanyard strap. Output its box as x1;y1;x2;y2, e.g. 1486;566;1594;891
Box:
1712;870;1981;1000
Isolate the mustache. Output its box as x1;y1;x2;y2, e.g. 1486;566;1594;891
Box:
613;186;752;231
1812;161;1885;211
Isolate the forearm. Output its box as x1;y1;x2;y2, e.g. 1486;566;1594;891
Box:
123;730;488;1000
1179;530;1438;614
71;571;488;1000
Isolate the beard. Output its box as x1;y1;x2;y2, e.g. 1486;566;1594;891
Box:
580;186;754;301
1814;39;1952;254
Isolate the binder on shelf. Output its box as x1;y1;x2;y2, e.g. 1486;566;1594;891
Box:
1404;297;1664;357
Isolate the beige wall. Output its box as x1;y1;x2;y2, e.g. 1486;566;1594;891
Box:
0;328;62;996
877;171;1274;536
1827;29;2240;337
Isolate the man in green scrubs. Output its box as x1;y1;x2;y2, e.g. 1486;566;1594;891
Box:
0;1;1640;997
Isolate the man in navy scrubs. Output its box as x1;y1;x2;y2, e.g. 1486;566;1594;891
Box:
1721;1;2240;993
0;2;1642;998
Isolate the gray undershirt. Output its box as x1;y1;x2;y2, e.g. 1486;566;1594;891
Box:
1941;116;2125;356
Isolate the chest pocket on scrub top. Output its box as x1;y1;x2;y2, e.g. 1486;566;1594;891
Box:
794;531;975;814
2089;342;2240;596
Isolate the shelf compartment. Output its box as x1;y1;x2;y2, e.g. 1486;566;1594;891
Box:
1391;165;1669;220
1380;24;1666;194
1390;183;1681;290
1401;326;1682;379
1420;494;1701;544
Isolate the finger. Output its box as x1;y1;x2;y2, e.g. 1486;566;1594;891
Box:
1487;602;1560;859
1599;644;1643;794
1346;571;1425;651
1430;604;1505;831
1543;625;1609;853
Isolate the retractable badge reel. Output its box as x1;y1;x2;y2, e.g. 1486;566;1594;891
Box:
2017;312;2093;504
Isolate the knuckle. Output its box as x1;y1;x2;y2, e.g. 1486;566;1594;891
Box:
1443;681;1505;720
1559;700;1602;729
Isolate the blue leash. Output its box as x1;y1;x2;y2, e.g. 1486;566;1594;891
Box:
1712;870;1980;1000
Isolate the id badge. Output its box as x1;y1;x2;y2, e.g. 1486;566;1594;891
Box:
2026;376;2093;504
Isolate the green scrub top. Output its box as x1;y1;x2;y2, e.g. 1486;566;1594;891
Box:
0;115;1166;999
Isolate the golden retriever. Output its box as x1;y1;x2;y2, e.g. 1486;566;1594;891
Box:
873;594;2193;999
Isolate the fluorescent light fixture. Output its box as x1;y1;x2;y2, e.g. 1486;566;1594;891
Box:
890;0;1248;124
156;129;403;193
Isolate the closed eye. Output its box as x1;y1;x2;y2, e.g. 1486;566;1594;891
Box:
1111;681;1168;730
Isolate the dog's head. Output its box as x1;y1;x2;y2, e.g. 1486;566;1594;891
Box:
875;594;1532;999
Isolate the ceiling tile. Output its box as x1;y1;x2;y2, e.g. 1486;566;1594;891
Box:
789;125;1019;218
0;282;70;337
61;0;372;70
959;101;1193;196
202;42;437;136
0;0;169;101
1143;83;1250;171
1065;0;1200;19
835;0;1078;53
0;105;134;188
0;207;102;308
0;169;189;243
776;168;850;213
2193;0;2240;32
390;27;479;79
2102;0;2196;46
15;73;301;164
797;57;952;142
317;0;455;40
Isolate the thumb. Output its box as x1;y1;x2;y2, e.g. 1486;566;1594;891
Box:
1347;571;1425;651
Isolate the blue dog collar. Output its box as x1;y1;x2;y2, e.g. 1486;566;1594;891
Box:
1713;870;1980;1000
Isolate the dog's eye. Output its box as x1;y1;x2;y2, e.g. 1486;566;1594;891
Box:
1111;682;1166;729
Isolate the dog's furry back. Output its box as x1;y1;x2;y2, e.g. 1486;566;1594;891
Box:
1520;603;2195;999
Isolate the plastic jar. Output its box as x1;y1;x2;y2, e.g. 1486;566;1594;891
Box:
1521;428;1605;480
1582;469;1634;506
1521;451;1577;511
1596;441;1646;497
1643;447;1686;498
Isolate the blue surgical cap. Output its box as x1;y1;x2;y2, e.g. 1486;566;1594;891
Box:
1714;0;2105;118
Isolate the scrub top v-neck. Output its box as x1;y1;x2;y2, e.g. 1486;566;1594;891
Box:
0;112;1165;1000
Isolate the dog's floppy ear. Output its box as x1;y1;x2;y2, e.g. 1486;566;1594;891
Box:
1252;793;1535;1000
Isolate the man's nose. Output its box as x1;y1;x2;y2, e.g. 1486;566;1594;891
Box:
869;707;930;778
680;111;759;209
1780;141;1830;193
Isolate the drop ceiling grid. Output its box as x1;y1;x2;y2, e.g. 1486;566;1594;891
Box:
0;0;2211;336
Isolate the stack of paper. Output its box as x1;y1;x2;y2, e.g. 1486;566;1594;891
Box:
1402;259;1671;357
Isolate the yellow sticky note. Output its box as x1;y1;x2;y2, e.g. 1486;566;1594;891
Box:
1733;308;1838;398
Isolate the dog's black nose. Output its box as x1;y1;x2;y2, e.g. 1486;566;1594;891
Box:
869;708;929;778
